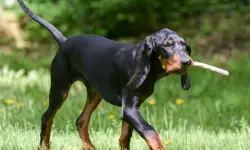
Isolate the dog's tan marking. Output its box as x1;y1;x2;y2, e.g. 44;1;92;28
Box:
167;40;173;45
119;121;133;150
160;54;182;73
180;39;185;44
76;93;102;150
158;55;162;61
145;132;166;150
63;92;68;100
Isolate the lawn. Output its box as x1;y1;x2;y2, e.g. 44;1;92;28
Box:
1;124;250;150
1;54;250;149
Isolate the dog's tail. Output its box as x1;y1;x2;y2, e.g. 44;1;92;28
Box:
17;0;66;47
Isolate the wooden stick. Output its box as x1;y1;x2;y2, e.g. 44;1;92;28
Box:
191;61;229;76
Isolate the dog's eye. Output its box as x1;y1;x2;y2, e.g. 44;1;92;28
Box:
164;43;171;47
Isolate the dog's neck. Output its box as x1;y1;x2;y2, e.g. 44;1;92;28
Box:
150;51;169;79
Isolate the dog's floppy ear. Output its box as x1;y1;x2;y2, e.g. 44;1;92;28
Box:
181;73;191;90
145;36;156;56
186;43;191;56
181;42;192;90
127;55;151;90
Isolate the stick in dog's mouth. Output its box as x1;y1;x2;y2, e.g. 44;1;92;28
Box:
191;61;229;76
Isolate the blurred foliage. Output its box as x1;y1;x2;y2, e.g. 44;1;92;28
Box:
12;0;250;40
0;0;249;71
0;50;53;72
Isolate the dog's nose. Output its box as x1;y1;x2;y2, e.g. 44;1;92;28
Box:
181;58;192;67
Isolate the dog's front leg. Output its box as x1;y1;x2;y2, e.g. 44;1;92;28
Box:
120;88;166;150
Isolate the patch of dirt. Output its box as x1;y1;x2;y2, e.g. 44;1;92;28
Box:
0;7;26;50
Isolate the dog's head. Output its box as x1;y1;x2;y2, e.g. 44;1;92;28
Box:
145;28;192;90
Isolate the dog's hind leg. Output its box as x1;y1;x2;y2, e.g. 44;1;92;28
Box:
39;52;74;150
76;85;102;150
119;121;133;150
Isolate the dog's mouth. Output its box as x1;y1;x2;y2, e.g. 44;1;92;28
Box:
157;66;187;79
159;60;188;75
161;64;188;75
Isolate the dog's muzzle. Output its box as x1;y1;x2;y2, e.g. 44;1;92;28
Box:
159;51;192;75
180;52;192;68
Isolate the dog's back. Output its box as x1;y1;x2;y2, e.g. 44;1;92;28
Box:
61;34;133;105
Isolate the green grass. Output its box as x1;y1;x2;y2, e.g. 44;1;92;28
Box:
1;54;250;149
1;123;250;150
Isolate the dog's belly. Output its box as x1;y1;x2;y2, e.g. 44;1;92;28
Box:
81;63;124;106
95;85;122;106
78;69;123;106
73;62;123;106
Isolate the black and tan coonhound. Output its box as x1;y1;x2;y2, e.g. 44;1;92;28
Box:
17;0;193;149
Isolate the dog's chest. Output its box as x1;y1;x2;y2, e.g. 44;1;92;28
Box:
138;64;164;101
138;74;157;100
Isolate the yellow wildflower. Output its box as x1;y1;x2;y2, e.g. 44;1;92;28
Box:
176;98;184;105
148;98;156;105
7;99;15;105
165;140;172;145
42;101;49;106
17;102;24;108
79;109;83;113
156;119;162;124
108;114;115;119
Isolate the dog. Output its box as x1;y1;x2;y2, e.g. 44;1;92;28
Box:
17;0;192;149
